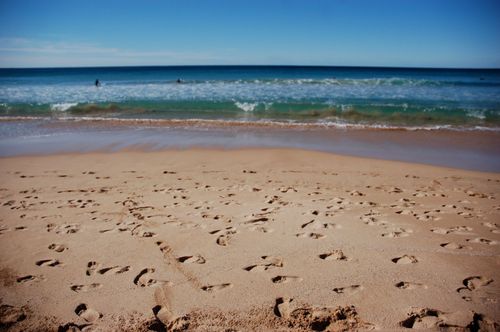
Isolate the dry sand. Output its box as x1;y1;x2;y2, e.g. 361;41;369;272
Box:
0;148;499;331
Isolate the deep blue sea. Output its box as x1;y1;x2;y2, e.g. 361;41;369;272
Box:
1;65;499;129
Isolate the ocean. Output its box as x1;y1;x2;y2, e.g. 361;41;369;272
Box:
1;66;499;171
1;65;499;129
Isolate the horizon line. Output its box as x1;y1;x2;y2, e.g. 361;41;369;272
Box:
1;64;500;70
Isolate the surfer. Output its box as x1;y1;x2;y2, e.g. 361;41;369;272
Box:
176;78;182;84
95;79;101;87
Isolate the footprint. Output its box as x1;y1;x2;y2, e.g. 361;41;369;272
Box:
152;284;188;331
245;217;269;225
321;223;341;230
357;201;378;208
392;255;418;264
278;186;297;193
136;230;157;238
301;220;341;230
482;222;499;230
466;238;497;245
431;226;473;235
156;241;171;254
70;283;103;292
244;264;270;272
388;187;403;194
333;285;363;295
35;259;61;267
215;229;237;246
262;255;284;265
271;276;303;284
394;209;414;216
48;243;68;253
47;223;80;234
398;308;492;330
86;261;100;276
395;281;428;290
362;216;387;227
0;225;9;235
201;283;233;292
133;268;157;287
307;232;326;239
152;305;188;331
381;228;412;238
400;308;444;329
440;242;468;250
318;250;349;261
74;303;102;323
177;255;206;264
415;210;442;222
279;303;370;331
381;232;405;238
465;190;491;198
16;275;44;283
458;276;493;291
216;234;230;246
295;232;326;239
98;266;130;275
274;297;294;318
244;256;283;272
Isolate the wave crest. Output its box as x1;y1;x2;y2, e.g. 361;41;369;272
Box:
50;103;78;112
234;102;258;112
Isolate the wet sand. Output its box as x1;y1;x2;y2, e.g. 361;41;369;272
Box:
1;119;500;172
0;148;499;331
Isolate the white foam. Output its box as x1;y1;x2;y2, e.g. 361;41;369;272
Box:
466;110;486;120
50;103;78;112
2;115;498;132
1;79;499;106
235;102;258;112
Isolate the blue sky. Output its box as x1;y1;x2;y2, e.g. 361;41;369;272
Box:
0;0;499;68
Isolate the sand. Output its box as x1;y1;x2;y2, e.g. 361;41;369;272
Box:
0;148;498;331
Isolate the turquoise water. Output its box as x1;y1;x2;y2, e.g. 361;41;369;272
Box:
1;66;500;129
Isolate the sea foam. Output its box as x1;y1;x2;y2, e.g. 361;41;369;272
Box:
235;102;258;112
50;103;79;112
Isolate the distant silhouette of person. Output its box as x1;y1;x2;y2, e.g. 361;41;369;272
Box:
176;78;182;84
95;79;100;87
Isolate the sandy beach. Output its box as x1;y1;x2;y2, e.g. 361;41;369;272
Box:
0;148;499;331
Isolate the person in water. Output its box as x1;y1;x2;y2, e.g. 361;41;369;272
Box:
95;79;100;87
176;78;182;84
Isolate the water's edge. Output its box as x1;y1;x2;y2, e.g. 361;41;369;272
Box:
1;120;498;172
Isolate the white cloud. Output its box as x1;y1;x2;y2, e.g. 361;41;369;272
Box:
0;36;356;67
0;37;227;67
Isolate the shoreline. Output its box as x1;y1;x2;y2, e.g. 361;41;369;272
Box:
1;119;499;172
2;115;500;131
0;148;498;331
